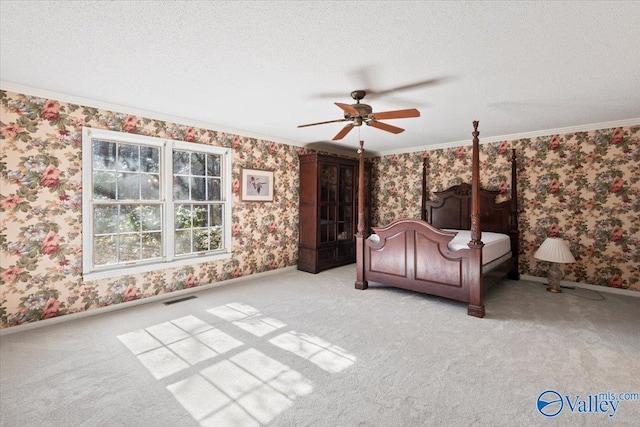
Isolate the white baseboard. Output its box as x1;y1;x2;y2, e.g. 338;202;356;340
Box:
0;266;297;336
520;274;640;298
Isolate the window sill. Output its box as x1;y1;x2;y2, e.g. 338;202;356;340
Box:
83;251;232;282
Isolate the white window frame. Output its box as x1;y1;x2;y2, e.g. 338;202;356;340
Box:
82;127;232;281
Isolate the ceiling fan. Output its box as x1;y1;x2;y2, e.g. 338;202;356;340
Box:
298;90;420;141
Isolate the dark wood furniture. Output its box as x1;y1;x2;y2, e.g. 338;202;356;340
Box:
298;153;370;273
355;122;519;317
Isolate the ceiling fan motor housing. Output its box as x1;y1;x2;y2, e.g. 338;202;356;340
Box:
344;103;373;122
350;90;367;100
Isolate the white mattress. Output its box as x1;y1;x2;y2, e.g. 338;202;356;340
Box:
367;229;511;266
444;229;511;264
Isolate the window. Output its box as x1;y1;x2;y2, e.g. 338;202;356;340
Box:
82;127;232;280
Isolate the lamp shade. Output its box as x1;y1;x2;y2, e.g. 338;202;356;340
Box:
533;237;576;263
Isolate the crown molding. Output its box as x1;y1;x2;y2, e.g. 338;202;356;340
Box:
377;118;640;156
1;80;307;148
4;81;637;158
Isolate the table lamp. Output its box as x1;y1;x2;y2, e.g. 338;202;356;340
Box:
533;237;576;293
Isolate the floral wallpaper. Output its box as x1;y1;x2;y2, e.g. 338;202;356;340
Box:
371;126;640;291
0;89;304;328
1;87;638;330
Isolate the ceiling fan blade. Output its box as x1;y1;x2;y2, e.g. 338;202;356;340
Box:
335;102;359;116
332;124;355;140
373;108;421;120
368;77;450;97
298;118;347;128
368;120;404;134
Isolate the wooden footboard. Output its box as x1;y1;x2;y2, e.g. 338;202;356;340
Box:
363;219;474;303
354;121;519;318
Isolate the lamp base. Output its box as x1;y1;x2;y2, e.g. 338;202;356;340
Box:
546;262;563;293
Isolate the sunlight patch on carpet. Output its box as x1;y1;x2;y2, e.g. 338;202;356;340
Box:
117;303;355;426
117;316;241;379
208;303;287;337
269;331;357;373
168;349;311;425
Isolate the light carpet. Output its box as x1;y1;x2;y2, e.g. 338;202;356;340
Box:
1;265;639;426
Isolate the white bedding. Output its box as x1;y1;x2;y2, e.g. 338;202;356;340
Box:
367;229;511;265
443;229;511;264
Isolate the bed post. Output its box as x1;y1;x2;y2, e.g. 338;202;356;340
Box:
508;148;520;280
421;153;429;221
468;121;485;318
355;140;368;290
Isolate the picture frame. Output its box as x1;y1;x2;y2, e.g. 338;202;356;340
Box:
240;168;274;202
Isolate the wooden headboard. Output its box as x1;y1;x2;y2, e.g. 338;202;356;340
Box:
423;183;512;233
421;149;518;236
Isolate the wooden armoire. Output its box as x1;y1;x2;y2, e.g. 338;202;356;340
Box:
297;153;370;273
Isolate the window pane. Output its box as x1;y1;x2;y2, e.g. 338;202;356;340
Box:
140;146;160;173
194;230;210;252
94;235;117;266
94;206;119;234
119;234;141;262
173;151;190;174
192;152;205;176
142;232;162;259
119;205;140;232
175;230;192;255
94;171;116;200
192;177;206;201
118;143;140;172
210;228;222;250
193;205;208;227
141;173;160;200
208;178;221;201
93;140;116;170
118;173;140;200
209;204;222;227
207;154;221;177
141;205;161;231
173;176;190;200
175;204;191;229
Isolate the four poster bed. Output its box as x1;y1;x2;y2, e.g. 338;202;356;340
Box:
354;121;519;318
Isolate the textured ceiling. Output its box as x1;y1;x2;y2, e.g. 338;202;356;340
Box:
1;1;639;155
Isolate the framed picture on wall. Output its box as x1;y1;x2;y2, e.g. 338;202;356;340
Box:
241;168;274;202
